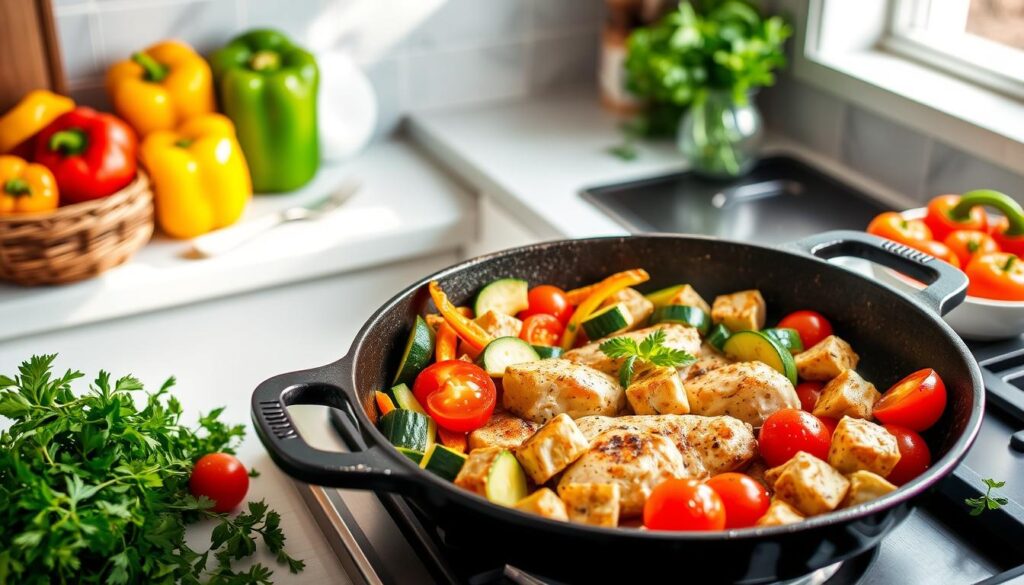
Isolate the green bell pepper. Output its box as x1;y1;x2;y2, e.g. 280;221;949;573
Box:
210;29;319;193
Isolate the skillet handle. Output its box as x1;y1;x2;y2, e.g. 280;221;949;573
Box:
251;360;418;493
786;230;968;316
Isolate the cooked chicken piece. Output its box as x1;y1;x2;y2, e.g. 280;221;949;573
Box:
574;414;755;476
841;470;898;508
515;488;569;521
795;335;859;381
813;370;880;420
756;499;805;526
515;413;590;484
469;410;540;450
559;429;693;517
745;459;773;493
503;359;624;423
711;290;766;331
681;342;734;381
474;310;523;338
564;324;702;377
665;284;711;314
828;417;901;476
684;361;800;427
454;447;504;497
625;365;689;415
600;287;653;328
764;451;850;516
560;482;621;527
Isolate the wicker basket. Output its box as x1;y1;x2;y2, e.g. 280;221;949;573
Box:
0;171;154;286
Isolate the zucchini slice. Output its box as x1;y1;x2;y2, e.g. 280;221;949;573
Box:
581;302;633;340
643;284;687;308
706;323;731;352
480;337;541;377
379;409;430;452
475;278;529;316
389;384;436;453
397;447;425;464
722;330;798;385
532;345;563;359
393;316;435;387
763;328;804;354
485;450;529;506
420;443;467;481
650;305;711;336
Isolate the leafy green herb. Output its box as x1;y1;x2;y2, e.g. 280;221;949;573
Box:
600;329;696;386
248;467;261;478
965;478;1009;516
0;355;303;584
608;141;639;161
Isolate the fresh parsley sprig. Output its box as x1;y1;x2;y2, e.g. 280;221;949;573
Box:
599;329;696;387
965;478;1009;516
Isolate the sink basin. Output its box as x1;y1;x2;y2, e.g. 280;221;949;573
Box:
581;156;888;244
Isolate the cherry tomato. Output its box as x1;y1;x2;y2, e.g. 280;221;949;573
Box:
190;453;249;513
777;310;833;349
644;478;725;531
795;381;823;412
412;361;497;432
925;194;988;241
818;416;839;438
705;472;770;529
518;285;573;324
758;409;832;467
883;424;932;486
965;252;1024;301
907;238;960;268
873;368;947;431
520;313;563;346
867;211;933;245
944;230;1000;267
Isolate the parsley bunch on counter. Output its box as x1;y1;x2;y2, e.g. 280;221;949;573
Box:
0;355;303;584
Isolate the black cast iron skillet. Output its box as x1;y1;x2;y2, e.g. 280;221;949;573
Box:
252;231;984;584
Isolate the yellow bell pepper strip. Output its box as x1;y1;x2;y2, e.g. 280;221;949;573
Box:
375;391;396;416
0;155;59;215
565;283;597;305
140;114;252;239
437;427;468;453
560;269;651;350
434;307;472;362
106;40;216;137
428;281;494;353
0;90;74;155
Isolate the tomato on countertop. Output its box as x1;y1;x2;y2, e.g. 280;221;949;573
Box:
413;360;497;432
966;252;1024;301
944;230;1000;268
518;285;573;325
777;310;833;349
644;478;725;531
873;368;947;431
705;473;770;529
190;453;249;513
925;194;988;241
884;424;932;486
867;212;933;246
520;313;563;346
758;408;832;467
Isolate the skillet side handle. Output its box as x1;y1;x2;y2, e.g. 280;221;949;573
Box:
251;364;417;493
786;230;968;316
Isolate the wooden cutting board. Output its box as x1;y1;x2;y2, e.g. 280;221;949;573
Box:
0;0;66;111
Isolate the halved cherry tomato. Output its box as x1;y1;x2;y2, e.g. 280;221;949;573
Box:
644;478;725;531
758;409;831;467
777;310;833;349
520;313;563;346
705;473;770;529
794;381;823;412
190;453;249;513
925;194;988;241
965;252;1024;301
944;230;1000;267
867;212;932;245
872;368;947;431
518;285;573;324
412;360;497;432
907;238;960;268
883;424;931;486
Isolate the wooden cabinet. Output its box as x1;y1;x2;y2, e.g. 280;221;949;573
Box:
0;0;66;111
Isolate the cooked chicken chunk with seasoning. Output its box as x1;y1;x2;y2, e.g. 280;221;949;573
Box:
469;410;540;450
559;429;693;517
756;499;805;526
841;470;898;508
560;482;621;527
665;284;711;314
828;417;901;476
813;370;880;420
474;310;523;338
711;290;766;331
574;414;755;476
625;365;690;415
795;335;859;381
681;342;734;381
601;287;654;328
503;359;625;423
564;324;702;377
514;488;569;521
454;447;505;497
685;361;800;427
764;451;850;516
515;413;590;484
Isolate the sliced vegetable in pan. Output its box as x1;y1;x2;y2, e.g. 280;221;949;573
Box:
429;281;494;353
561;268;650;350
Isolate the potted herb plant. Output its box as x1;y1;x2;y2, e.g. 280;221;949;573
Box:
624;1;791;178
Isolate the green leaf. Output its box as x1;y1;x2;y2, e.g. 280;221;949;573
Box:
619;356;638;388
599;337;640;359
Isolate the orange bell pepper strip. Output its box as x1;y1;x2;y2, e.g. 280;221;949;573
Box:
375;391;396;416
565;283;596;305
0;155;58;215
560;269;650;350
0;90;74;155
429;281;494;353
437;427;468;453
436;322;459;362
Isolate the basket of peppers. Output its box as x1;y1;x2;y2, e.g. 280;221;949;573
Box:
866;190;1024;340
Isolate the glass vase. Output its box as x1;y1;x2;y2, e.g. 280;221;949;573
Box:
677;90;763;179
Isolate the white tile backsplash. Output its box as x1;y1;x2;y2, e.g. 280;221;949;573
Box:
926;141;1024;202
531;0;604;34
56;12;99;83
529;31;598;94
841;106;930;200
405;43;529;111
96;0;238;64
402;0;528;52
241;0;328;44
363;58;404;140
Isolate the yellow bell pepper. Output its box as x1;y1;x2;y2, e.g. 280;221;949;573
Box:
0;155;59;215
140;114;251;239
0;90;74;154
106;40;216;138
561;269;650;350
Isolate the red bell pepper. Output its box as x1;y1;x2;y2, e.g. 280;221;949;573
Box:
951;190;1024;256
34;107;137;204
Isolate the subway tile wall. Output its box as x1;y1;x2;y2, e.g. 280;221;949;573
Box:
52;0;603;140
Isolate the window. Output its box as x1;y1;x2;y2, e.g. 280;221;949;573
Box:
886;0;1024;98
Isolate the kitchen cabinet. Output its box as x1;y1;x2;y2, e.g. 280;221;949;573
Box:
462;191;545;258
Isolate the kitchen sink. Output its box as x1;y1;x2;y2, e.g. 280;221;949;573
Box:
582;156;889;244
